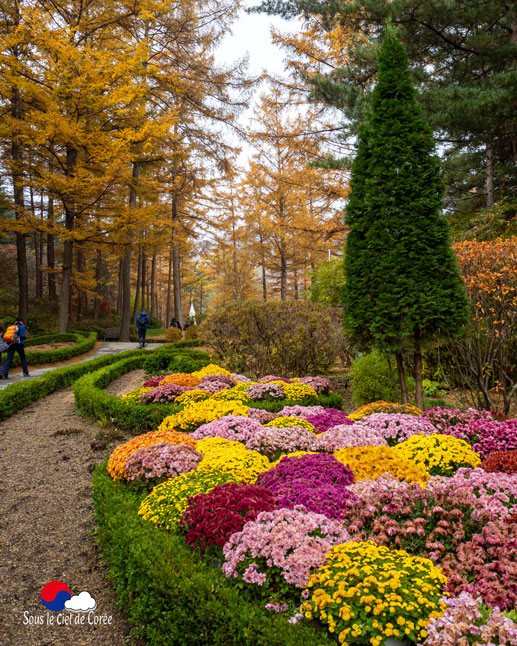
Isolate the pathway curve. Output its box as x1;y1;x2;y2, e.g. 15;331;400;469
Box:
0;375;141;645
0;341;159;390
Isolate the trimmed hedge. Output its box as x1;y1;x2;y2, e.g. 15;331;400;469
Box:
142;344;211;375
7;331;97;368
74;356;344;433
93;465;334;646
0;348;142;421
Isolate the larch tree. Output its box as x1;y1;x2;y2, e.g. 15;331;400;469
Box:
343;25;468;409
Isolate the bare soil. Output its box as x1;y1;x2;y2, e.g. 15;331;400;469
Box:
0;371;145;646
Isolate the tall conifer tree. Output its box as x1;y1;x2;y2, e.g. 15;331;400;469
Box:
343;25;468;409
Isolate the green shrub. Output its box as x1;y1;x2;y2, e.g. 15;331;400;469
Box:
8;331;97;367
201;301;351;377
165;328;183;343
142;344;211;376
92;465;334;646
148;315;163;328
350;350;414;406
184;325;199;340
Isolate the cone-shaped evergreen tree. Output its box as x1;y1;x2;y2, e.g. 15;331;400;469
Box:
343;25;469;408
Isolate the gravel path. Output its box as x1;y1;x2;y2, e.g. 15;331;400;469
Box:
0;372;145;645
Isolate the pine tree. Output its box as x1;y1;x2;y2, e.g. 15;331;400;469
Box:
343;25;469;409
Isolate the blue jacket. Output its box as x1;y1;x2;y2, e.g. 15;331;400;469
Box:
136;312;150;328
17;323;26;343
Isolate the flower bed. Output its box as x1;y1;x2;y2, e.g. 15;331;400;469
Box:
93;377;517;645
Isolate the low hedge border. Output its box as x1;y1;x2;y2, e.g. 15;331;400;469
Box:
74;356;343;433
6;331;97;368
92;465;334;646
0;347;143;421
73;348;213;431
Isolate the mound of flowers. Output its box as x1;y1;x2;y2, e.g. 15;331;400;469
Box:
316;423;388;452
264;416;317;434
180;482;276;553
124;442;203;485
304;409;353;433
107;429;197;480
191;415;263;441
442;417;517;458
158;399;250;433
422;406;495;433
222;507;350;599
392;433;481;476
348;400;423;420
245;425;318;461
256;454;356;519
301;541;447;646
481;449;517;474
423;591;517;645
334;445;429;485
360;412;437;446
159;373;201;388
139;382;189;404
120;386;153;403
196;437;271;482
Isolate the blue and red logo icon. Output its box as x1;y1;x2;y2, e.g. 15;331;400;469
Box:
40;581;72;611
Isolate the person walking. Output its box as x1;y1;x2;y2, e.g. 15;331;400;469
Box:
2;317;30;380
136;311;150;348
170;317;182;330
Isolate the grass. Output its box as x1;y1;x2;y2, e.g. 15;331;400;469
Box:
147;328;168;337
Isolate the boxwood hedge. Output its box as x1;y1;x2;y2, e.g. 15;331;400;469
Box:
93;465;334;646
6;331;97;367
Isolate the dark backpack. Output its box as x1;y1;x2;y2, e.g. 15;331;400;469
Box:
137;314;147;326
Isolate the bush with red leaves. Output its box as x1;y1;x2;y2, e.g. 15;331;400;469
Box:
180;482;276;552
481;449;517;474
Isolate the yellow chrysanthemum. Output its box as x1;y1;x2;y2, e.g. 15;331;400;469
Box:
120;387;153;403
334;445;429;485
264;416;317;433
158;399;249;433
349;401;423;421
393;434;481;476
174;389;211;405
191;363;232;378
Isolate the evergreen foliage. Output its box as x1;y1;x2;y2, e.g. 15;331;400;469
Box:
343;26;469;404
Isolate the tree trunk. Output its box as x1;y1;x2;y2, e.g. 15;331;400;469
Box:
150;251;156;319
280;252;287;301
199;280;204;318
58;145;78;333
116;258;123;315
132;245;142;324
414;349;424;410
47;196;57;309
75;245;85;319
395;352;408;404
165;243;173;326
294;270;299;300
121;161;140;341
94;250;102;321
171;196;183;326
141;251;147;311
486;139;495;209
11;87;29;322
30;186;43;299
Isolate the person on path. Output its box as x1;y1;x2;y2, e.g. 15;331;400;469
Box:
136;311;150;348
2;317;30;380
170;317;182;329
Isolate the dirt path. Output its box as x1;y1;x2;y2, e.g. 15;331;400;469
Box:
0;372;144;646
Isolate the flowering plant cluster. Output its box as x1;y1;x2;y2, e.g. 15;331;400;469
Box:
197;438;271;482
245;382;286;400
301;541;447;646
191;363;233;378
180;482;276;552
422;591;517;646
158;399;250;433
124;442;203;484
120;387;153;403
191;415;263;442
293;376;333;393
259;375;292;383
158;373;201;388
264;416;317;434
222;507;350;596
361;413;437;446
349;401;423;421
200;374;236;388
107;429;197;480
245;425;318;461
211;387;252;403
143;374;168;388
423;406;494;433
278;405;325;418
482;449;517;473
231;372;253;383
138;383;188;404
316;424;388;452
305;409;353;434
245;408;280;424
138;468;240;529
393;433;481;476
428;467;517;520
343;477;481;561
334;445;429;485
281;382;318;403
442;418;517;458
174;389;211;405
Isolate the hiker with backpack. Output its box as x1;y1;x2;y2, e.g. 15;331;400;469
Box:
2;317;30;380
136;311;150;348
